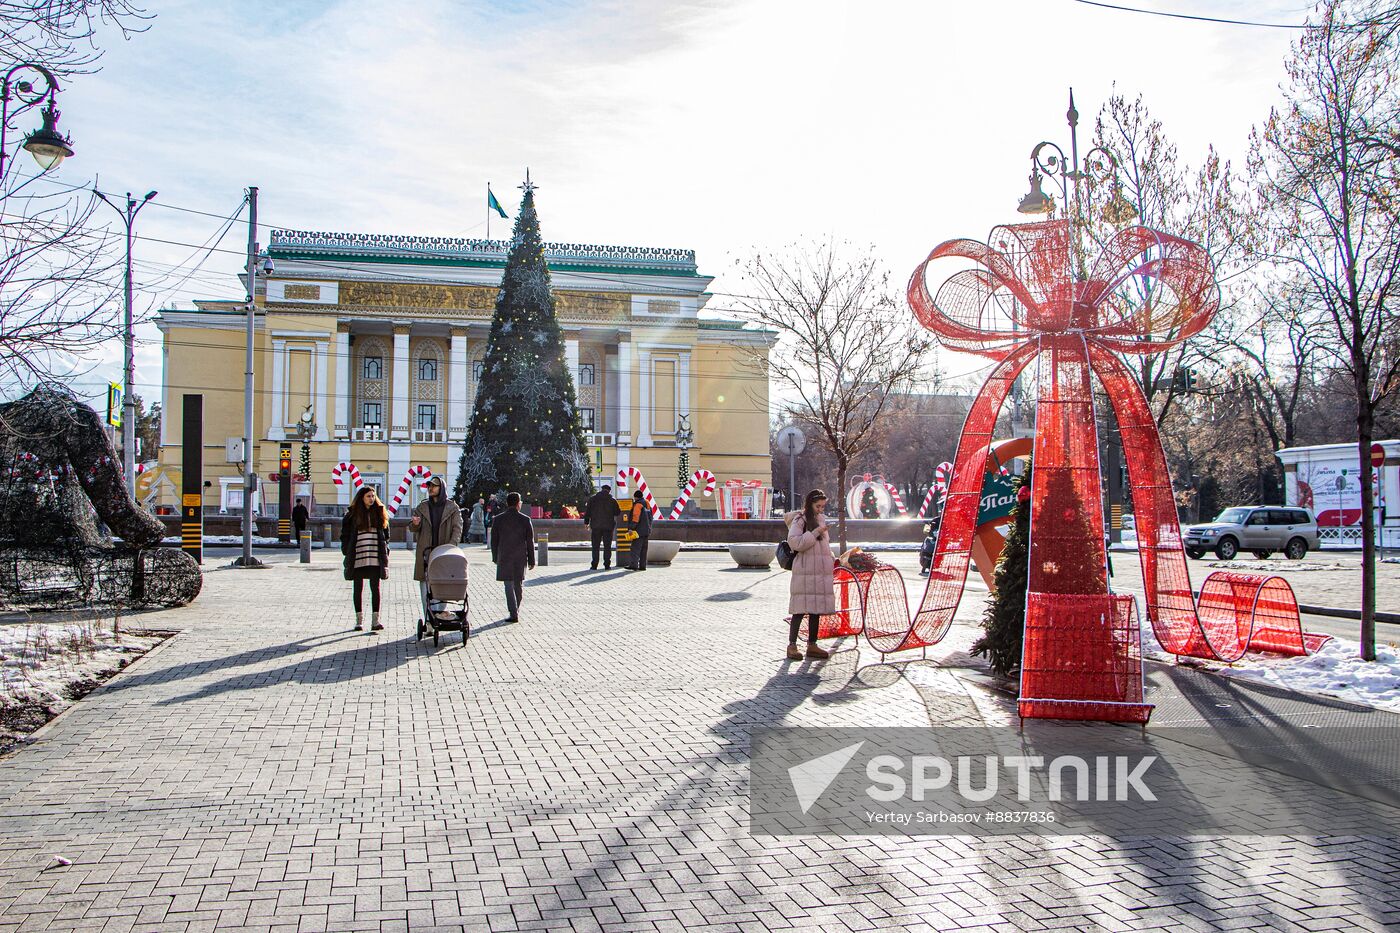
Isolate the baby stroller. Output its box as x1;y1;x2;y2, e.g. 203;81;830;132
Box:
418;544;469;645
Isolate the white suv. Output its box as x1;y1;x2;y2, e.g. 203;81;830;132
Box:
1184;507;1318;561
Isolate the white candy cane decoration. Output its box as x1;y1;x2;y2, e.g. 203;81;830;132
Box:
387;465;434;515
882;483;908;516
617;466;661;518
331;461;363;492
669;469;716;520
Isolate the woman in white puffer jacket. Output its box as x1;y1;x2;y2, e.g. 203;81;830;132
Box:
783;489;836;661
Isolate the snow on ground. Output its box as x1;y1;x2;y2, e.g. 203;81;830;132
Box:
162;535;284;546
1206;638;1400;712
1;619;166;751
1203;559;1351;572
1135;608;1400;713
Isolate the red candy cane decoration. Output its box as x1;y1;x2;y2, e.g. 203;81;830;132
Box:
919;461;953;518
883;483;908;516
617;466;661;518
387;465;434;515
669;469;716;520
331;461;363;493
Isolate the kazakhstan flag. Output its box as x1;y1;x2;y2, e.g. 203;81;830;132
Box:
487;186;508;219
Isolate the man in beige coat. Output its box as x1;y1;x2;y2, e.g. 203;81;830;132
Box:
410;477;464;582
784;489;835;661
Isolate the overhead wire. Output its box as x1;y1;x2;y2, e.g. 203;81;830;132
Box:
1070;0;1307;28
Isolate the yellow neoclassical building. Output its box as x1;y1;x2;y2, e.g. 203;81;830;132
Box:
154;228;774;516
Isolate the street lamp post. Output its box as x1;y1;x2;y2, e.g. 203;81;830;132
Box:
1015;89;1137;544
1;63;74;178
94;189;157;498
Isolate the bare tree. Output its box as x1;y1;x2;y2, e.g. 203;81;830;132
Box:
1252;0;1400;660
0;0;151;404
1084;92;1257;425
732;240;936;549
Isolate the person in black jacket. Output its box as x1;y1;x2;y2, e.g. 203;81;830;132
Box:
490;492;535;622
292;498;310;538
624;490;653;571
582;484;618;570
341;487;390;632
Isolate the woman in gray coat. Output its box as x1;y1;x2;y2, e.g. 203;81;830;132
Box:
784;489;834;661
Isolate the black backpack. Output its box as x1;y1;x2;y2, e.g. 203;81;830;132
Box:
775;539;795;571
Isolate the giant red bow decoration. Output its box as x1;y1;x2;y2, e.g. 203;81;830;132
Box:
903;220;1324;725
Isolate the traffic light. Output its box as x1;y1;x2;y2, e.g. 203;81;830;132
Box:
278;445;292;476
1173;366;1200;392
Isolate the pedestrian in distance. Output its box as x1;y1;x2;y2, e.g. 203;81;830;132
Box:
625;490;653;570
292;497;310;538
467;496;486;544
411;476;463;584
341;486;389;633
783;489;834;661
490;492;535;622
583;484;618;570
484;495;498;547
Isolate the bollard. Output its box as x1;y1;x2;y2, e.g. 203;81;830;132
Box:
299;531;311;563
321;523;332;547
536;532;549;567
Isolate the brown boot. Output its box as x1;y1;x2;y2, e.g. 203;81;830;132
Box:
786;644;803;661
805;644;830;660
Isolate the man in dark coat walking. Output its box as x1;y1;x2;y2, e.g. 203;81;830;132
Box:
490;492;535;621
582;484;618;570
292;498;310;537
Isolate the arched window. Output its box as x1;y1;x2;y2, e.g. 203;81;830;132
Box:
418;357;437;382
355;337;389;430
412;340;444;406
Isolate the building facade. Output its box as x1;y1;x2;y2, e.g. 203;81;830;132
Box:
155;229;774;516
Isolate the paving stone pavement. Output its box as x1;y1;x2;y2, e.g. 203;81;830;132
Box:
0;547;1397;932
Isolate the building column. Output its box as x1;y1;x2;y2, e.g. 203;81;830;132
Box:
269;339;287;441
449;327;468;436
391;325;410;440
337;441;352;505
616;340;632;444
637;349;653;447
565;337;580;390
313;340;330;441
678;352;691;418
334;326;351;438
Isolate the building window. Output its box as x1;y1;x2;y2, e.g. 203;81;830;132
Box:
363;356;383;380
363;402;382;427
416;404;437;431
473;360;485;381
580;407;595;432
418;358;437;382
578;363;595;386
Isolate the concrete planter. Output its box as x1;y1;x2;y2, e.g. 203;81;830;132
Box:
647;540;681;565
729;543;775;568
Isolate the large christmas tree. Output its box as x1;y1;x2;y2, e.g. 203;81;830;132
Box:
451;179;594;515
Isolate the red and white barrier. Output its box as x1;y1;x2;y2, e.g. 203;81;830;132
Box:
669;469;716;520
617;466;661;518
387;465;434;515
883;483;909;516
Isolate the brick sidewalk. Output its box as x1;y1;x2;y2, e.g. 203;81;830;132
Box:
0;548;1397;931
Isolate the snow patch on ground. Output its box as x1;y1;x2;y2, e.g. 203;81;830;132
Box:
1207;638;1400;712
1;620;166;749
1135;610;1400;712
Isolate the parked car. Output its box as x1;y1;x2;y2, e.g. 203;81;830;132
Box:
1183;506;1318;561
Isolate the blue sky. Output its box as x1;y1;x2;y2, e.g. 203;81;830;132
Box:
21;0;1307;407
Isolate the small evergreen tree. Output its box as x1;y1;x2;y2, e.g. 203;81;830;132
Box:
676;447;690;496
973;462;1031;676
298;443;311;481
859;485;880;519
452;179;594;515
